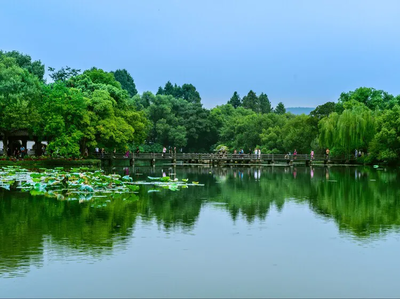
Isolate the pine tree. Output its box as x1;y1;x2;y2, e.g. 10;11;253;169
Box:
228;91;242;108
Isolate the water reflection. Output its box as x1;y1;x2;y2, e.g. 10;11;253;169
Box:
1;165;400;278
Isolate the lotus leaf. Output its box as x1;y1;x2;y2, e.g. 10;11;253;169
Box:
126;185;139;191
79;184;94;192
122;175;133;182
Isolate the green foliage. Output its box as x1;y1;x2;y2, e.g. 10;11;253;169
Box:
135;92;215;151
310;102;336;119
319;105;375;156
112;69;137;97
0;56;42;154
368;105;400;163
258;93;272;114
281;114;316;153
157;81;201;104
139;143;163;153
2;49;400;164
242;90;258;112
48;66;81;82
337;87;395;111
83;67;121;89
39;83;88;157
241;91;272;114
227;91;242;108
274;102;286;114
0;50;45;82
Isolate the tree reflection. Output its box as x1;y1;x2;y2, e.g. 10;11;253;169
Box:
1;165;400;278
210;166;400;237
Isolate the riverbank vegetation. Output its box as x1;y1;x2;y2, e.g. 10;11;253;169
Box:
1;50;400;164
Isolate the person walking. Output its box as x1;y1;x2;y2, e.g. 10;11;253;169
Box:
20;145;26;158
310;149;314;160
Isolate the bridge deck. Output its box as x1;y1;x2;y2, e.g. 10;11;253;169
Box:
97;153;356;164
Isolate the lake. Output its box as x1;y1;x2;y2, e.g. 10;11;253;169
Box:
1;165;400;298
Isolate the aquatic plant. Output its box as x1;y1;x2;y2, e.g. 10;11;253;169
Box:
0;166;204;204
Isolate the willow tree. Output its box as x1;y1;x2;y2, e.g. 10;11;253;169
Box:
336;106;375;153
319;105;375;156
318;112;339;150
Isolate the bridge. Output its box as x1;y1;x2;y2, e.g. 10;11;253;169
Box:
98;152;357;167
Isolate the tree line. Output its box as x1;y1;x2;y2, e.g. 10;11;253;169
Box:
1;50;400;163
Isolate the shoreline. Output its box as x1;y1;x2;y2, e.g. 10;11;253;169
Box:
0;159;101;167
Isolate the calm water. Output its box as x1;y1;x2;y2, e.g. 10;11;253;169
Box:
1;165;400;298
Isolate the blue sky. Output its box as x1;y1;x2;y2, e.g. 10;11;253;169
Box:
1;0;400;108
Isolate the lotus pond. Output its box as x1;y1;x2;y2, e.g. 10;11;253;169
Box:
1;165;400;297
0;166;203;207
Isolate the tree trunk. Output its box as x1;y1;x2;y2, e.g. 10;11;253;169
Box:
2;133;8;157
80;138;87;156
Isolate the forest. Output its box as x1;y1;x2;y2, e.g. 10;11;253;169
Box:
1;50;400;164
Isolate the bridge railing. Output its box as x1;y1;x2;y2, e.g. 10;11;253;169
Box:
94;152;356;161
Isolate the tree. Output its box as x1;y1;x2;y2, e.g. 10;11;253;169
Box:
319;105;375;156
181;84;201;104
48;66;81;82
309;101;336;131
158;81;175;96
83;67;121;89
274;102;286;114
337;87;394;112
157;81;201;104
310;102;336;119
228;91;242;108
0;56;42;155
318;112;339;151
259;113;292;153
368;105;400;163
242;90;258;112
281;114;316;153
39;83;89;157
156;86;164;95
258;93;272;114
67;70;148;152
113;69;137;97
0;50;45;82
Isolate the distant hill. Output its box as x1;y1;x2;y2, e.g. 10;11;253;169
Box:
286;107;314;115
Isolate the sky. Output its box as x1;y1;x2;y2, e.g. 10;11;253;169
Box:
1;0;400;109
